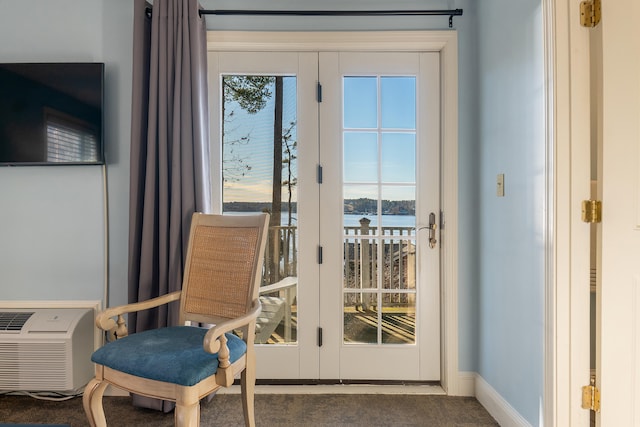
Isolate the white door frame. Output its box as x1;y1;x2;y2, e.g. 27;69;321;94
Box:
207;30;460;392
546;0;593;426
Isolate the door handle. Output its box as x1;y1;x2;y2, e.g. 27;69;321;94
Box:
419;213;438;249
427;212;438;248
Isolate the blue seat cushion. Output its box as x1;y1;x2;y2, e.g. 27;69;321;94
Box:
91;326;246;386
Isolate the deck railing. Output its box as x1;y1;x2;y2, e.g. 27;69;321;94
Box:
258;219;416;344
343;218;416;307
263;225;298;285
261;219;416;293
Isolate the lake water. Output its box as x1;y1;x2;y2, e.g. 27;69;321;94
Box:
227;212;415;228
343;214;415;228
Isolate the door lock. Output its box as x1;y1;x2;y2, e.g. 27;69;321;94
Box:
427;212;438;249
419;213;438;248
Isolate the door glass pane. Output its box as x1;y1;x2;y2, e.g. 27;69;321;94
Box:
343;77;377;129
381;236;415;291
344;185;379;231
381;293;416;344
380;188;416;292
381;133;415;183
343;237;377;290
343;132;378;183
381;77;416;129
344;293;378;344
380;186;416;221
342;75;417;346
222;75;297;345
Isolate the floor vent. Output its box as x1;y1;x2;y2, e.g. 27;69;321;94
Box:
0;312;34;332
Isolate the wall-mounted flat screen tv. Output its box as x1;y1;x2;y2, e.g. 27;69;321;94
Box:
0;62;104;166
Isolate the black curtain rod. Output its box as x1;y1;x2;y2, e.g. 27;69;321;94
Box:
145;7;463;28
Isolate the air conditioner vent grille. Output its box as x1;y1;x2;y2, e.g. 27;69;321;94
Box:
0;312;34;332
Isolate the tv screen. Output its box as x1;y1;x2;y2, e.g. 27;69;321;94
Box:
0;62;104;166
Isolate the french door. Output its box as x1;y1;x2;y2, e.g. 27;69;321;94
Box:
208;48;441;381
319;52;441;380
209;51;320;379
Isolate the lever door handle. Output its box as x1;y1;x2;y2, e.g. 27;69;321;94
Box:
428;212;437;249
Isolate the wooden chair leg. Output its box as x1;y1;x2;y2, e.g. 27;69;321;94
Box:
83;378;109;427
241;364;257;427
175;388;201;427
175;403;200;427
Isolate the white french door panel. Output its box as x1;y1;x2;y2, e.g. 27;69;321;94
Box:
319;51;441;381
417;52;442;381
207;51;320;379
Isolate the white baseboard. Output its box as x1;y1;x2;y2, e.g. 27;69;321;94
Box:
457;371;477;396
475;375;531;427
218;384;446;395
104;383;446;397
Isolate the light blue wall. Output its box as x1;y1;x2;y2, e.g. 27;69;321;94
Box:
0;0;133;305
99;1;134;308
476;1;545;425
455;1;481;376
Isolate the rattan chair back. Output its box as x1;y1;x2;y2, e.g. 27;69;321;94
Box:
179;213;269;325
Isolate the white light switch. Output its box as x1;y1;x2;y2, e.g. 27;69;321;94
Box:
497;174;505;197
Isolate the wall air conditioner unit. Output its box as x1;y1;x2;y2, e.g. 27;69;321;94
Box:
0;308;94;392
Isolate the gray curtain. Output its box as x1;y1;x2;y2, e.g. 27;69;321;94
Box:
128;0;211;412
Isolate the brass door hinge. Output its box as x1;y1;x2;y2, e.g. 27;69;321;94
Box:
582;379;601;412
580;0;602;27
582;200;602;223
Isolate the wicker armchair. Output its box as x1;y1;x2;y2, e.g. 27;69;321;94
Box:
83;213;269;427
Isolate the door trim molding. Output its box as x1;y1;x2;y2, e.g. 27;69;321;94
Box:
207;30;460;394
547;0;593;425
207;30;456;53
543;1;559;425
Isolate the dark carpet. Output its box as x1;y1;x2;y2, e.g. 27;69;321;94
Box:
0;394;498;426
0;424;70;427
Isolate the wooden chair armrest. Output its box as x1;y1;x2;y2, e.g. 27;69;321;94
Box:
96;291;183;337
202;299;262;354
258;276;297;294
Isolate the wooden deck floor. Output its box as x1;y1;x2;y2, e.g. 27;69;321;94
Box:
260;308;416;345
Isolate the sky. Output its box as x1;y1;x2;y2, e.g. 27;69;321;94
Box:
221;74;417;205
222;76;297;203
